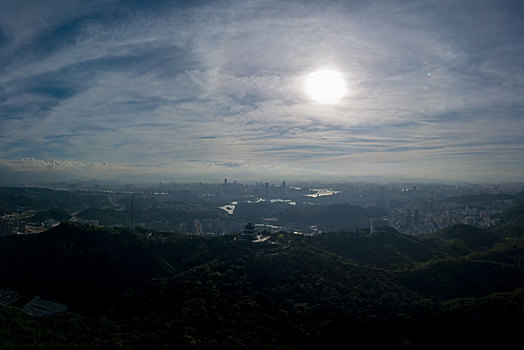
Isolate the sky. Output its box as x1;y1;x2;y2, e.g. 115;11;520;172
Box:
0;0;523;184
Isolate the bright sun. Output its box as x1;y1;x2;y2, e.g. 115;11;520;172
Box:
304;69;347;104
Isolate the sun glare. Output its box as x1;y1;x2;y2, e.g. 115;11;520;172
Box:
304;69;347;104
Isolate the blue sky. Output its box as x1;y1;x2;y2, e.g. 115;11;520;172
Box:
0;0;523;184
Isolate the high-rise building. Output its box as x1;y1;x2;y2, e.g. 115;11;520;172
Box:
192;219;203;235
0;219;9;235
18;220;25;233
414;210;420;224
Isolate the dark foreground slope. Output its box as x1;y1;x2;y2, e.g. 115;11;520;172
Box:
1;222;523;349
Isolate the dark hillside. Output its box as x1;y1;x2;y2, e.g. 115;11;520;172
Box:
27;209;72;223
394;228;524;300
421;224;501;256
0;223;157;312
310;228;441;268
395;257;524;299
494;204;524;238
0;223;523;349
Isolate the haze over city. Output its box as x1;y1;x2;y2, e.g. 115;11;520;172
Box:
1;0;523;184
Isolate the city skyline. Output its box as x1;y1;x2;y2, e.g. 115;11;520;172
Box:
1;0;523;184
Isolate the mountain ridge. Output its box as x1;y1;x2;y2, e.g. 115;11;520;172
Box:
0;221;523;349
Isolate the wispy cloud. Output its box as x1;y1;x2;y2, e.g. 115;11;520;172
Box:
0;157;111;171
0;0;523;183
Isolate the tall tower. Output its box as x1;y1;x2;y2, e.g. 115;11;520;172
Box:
369;218;374;236
131;193;134;232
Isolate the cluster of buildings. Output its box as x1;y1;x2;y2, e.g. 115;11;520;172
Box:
1;181;522;238
388;199;515;235
0;217;26;235
0;215;61;236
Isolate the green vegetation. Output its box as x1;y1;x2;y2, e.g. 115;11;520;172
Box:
231;202;384;231
28;209;72;223
77;207;130;226
309;227;439;268
420;224;502;256
0;214;523;349
275;203;386;230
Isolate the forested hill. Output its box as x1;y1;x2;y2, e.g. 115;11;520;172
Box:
1;222;523;349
